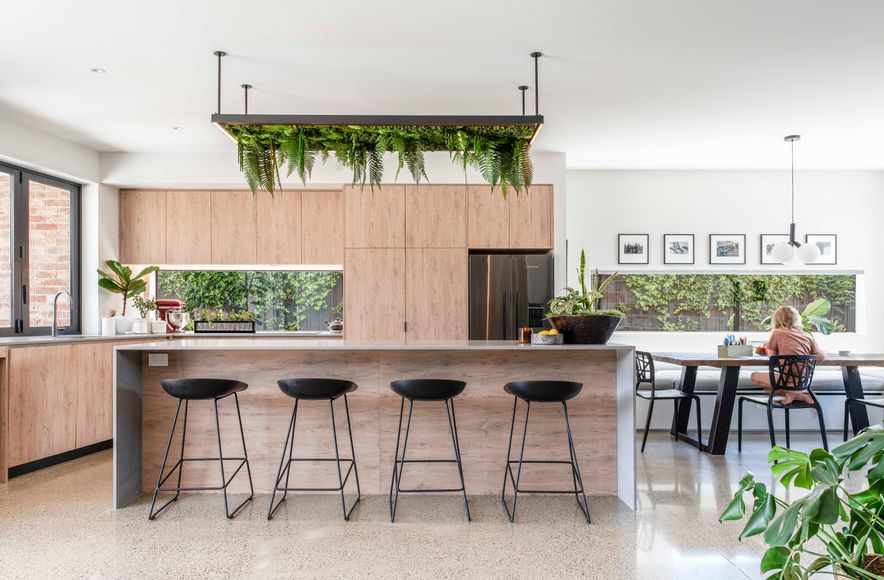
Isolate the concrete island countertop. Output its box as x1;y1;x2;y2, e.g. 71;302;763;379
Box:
114;338;636;351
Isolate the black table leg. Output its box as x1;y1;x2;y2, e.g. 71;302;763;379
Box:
842;365;870;436
671;366;698;438
704;366;742;455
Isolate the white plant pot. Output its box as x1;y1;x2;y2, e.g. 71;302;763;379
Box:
132;318;151;335
151;320;167;334
101;317;117;336
115;317;134;334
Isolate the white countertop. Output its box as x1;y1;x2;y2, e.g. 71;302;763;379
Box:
0;331;342;347
115;338;635;351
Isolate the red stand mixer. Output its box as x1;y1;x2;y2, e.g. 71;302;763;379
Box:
156;299;185;333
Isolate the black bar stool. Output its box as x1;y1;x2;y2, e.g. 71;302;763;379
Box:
389;379;471;522
148;378;254;520
501;380;590;524
268;378;361;521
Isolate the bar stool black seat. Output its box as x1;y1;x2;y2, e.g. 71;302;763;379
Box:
268;378;361;521
501;380;590;524
389;379;471;522
148;378;254;520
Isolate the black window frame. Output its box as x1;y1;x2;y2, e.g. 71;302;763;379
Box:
0;161;81;337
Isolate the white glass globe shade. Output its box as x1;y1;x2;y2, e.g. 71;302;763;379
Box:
797;242;821;264
771;242;796;264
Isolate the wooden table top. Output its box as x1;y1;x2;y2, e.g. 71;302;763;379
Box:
653;352;884;368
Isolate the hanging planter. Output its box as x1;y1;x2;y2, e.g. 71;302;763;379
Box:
209;51;546;198
221;121;538;197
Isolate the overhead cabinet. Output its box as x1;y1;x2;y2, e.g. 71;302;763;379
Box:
405;185;467;248
344;185;406;248
468;184;554;250
119;190;167;264
257;191;302;264
302;190;344;264
166;190;212;264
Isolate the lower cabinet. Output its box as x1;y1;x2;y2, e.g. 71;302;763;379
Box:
405;248;468;340
344;248;407;340
7;340;140;469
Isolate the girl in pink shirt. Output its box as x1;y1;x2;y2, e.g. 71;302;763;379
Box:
750;306;825;405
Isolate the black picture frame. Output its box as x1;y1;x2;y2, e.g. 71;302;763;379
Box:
618;234;650;265
760;234;790;265
709;234;746;265
663;234;695;265
805;234;838;265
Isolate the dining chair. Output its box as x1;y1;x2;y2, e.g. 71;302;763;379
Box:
738;354;827;451
634;351;702;452
843;396;884;441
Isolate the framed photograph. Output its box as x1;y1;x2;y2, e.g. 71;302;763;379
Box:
805;234;837;265
618;234;649;264
760;234;790;264
709;234;746;265
663;234;694;265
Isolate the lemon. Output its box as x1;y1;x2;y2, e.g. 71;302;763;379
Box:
547;329;559;335
539;330;550;335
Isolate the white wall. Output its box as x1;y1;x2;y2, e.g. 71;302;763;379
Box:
566;170;884;353
0;116;99;183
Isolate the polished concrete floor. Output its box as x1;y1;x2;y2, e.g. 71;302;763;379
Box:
0;432;834;579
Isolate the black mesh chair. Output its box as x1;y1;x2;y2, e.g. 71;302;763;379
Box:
501;380;590;524
634;351;702;452
844;396;884;441
148;378;254;520
267;378;361;521
738;355;827;451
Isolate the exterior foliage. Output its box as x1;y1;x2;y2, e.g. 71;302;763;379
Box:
720;426;884;579
227;124;535;197
156;270;341;331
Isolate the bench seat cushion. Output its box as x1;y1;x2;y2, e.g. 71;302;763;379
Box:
651;368;884;394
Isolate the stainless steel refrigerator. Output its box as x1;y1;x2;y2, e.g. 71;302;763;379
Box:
469;253;554;340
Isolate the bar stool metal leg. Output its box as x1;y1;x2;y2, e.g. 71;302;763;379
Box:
149;399;183;520
389;399;414;522
501;399;531;523
214;394;254;519
445;398;471;521
330;395;361;521
562;401;591;524
268;399;298;520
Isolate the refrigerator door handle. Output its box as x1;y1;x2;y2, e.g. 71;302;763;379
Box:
514;291;520;331
502;292;508;338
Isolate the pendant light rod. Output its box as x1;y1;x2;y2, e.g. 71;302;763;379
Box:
531;52;542;115
785;134;800;242
213;50;227;114
518;85;528;116
241;84;252;114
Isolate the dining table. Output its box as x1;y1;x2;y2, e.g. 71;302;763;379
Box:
652;352;884;455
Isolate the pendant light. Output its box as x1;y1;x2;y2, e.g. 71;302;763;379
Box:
770;135;820;264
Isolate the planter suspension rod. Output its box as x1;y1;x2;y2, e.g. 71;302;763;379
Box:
213;50;227;114
531;52;542;115
241;84;252;114
519;85;528;116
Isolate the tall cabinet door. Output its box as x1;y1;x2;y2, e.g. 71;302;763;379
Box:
406;248;468;340
344;248;406;340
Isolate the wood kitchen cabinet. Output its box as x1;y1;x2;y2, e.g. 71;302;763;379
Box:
509;184;554;250
344;185;406;248
344;248;406;340
405;248;468;340
467;185;511;249
74;342;115;448
302;190;344;264
119;190;167;264
7;345;78;467
257;191;302;264
211;190;258;264
405;185;467;248
166;190;212;264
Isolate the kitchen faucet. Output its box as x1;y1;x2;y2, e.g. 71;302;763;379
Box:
52;290;71;337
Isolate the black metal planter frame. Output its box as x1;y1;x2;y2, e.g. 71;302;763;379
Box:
389;398;471;523
501;398;591;524
267;395;362;521
148;392;254;520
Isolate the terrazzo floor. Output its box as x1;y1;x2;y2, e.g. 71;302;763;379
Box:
0;432;835;579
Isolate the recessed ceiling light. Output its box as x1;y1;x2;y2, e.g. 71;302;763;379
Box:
171;126;183;131
90;67;107;74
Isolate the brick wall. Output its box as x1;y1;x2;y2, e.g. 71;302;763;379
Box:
27;181;71;328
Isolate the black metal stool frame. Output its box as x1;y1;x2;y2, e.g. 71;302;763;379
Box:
389;397;471;522
148;392;254;520
267;395;361;521
501;397;591;524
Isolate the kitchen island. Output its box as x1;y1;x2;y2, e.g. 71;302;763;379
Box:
114;339;636;510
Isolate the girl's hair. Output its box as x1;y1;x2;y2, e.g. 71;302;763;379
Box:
772;306;803;330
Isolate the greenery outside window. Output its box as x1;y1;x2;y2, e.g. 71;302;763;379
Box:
156;270;342;332
598;273;856;332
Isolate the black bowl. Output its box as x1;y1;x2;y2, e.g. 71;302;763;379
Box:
545;314;622;345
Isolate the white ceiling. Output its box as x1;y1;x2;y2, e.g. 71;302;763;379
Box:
2;0;884;169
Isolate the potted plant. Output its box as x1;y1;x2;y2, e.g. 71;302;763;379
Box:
132;296;158;334
97;260;159;334
545;249;624;344
720;425;884;578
